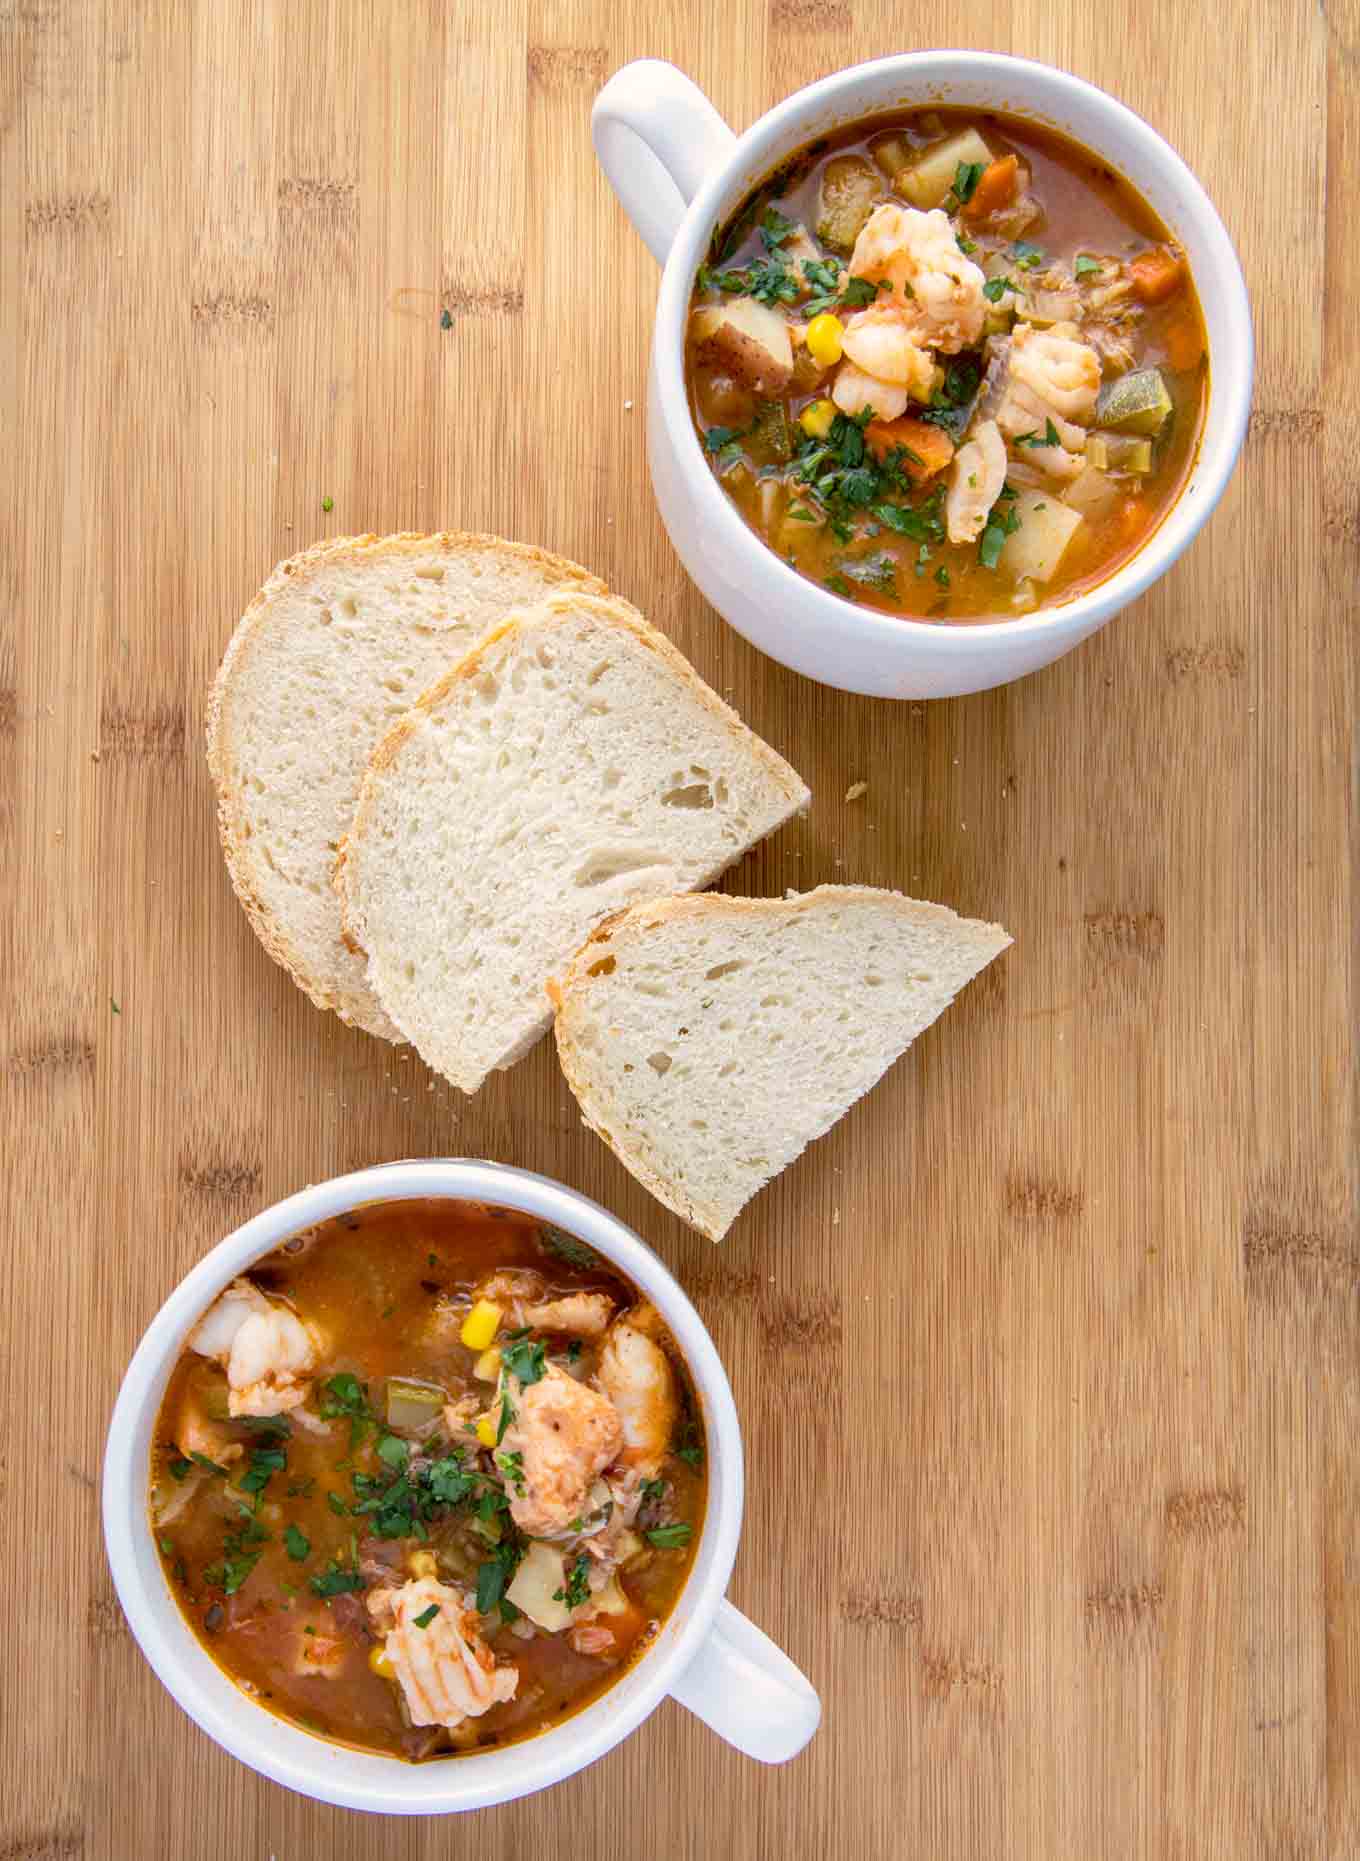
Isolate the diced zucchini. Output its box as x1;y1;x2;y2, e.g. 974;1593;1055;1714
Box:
897;128;993;210
1085;434;1109;469
505;1541;573;1633
1062;464;1121;518
1100;433;1154;473
816;155;880;252
747;399;793;466
385;1377;446;1432
870;133;912;181
997;489;1085;583
1095;366;1172;436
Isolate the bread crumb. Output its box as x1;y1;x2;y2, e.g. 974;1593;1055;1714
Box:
624;399;634;411
844;781;868;803
832;1208;840;1225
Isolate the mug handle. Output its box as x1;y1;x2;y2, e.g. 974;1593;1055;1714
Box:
667;1597;821;1763
592;59;738;265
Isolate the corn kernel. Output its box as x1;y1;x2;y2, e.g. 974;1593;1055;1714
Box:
798;397;837;440
475;1413;499;1449
460;1298;502;1352
473;1345;502;1382
804;313;845;367
368;1644;396;1679
408;1550;437;1579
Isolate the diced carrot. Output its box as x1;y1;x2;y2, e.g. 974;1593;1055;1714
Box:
1129;247;1184;305
864;415;954;483
962;153;1020;223
1164;312;1203;373
1117;496;1151;544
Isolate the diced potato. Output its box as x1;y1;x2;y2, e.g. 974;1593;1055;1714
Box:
1063;465;1121;519
689;299;794;395
897;128;993;210
816;154;880;252
1095;366;1172;436
505;1541;572;1633
1085;434;1109;469
870;133;912;181
588;1576;632;1617
998;489;1086;583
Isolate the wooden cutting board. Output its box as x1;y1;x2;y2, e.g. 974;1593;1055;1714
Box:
2;2;1354;1856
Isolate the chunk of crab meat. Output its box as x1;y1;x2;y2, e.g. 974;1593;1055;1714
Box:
498;1363;623;1537
170;1382;243;1467
1009;322;1102;421
595;1308;679;1500
848;204;987;353
946;419;1008;546
839;307;939;395
188;1278;319;1418
832;361;909;423
442;1393;480;1440
519;1291;614;1339
368;1578;517;1729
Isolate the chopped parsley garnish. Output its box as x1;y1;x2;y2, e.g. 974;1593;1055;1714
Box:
500;1335;547;1385
982;276;1016;303
1074;253;1102;277
1015;419;1061;449
978;496;1022;570
872;486;947;546
309;1562;364;1599
553;1554;592;1610
319;1372;375;1452
495;1449;526;1495
1011;240;1044;270
204;1507;270;1596
167;1455;192;1483
566;1339;583;1367
646;1523;694;1550
238;1445;287;1505
413;1603;440;1629
640;1477;667;1504
838;275;886;310
496;1392;515;1444
242;1414;291;1439
284;1523;310;1562
956;234;978;255
376;1433;409;1470
824;572;852;596
703;425;743;454
758;206;795;252
935;564;951;589
950;160;986;206
326;1490;347;1517
698;254;799;305
674;1421;705;1470
188;1450;229;1478
919;355;983;441
476;1542;523;1615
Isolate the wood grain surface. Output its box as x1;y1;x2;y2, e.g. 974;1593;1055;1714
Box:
1;2;1354;1857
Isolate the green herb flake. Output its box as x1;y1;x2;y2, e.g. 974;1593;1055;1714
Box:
1015;419;1061;450
326;1490;347;1517
500;1335;547;1386
321;495;334;512
640;1477;667;1504
553;1553;592;1610
704;425;743;455
284;1523;310;1562
309;1563;365;1599
495;1392;515;1445
413;1603;441;1629
978;498;1022;570
376;1433;409;1471
167;1455;192;1483
758;206;795;252
646;1523;694;1550
1074;254;1102;278
935;564;951;589
951;160;986;205
189;1451;229;1478
110;997;121;1015
982;276;1016;303
824;572;853;596
439;307;454;329
1011;240;1045;270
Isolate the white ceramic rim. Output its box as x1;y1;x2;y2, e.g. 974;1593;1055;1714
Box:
654;50;1254;661
102;1160;744;1815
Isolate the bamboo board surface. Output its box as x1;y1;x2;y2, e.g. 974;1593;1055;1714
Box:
1;2;1355;1857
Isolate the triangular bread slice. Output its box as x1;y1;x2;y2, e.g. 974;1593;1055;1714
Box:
206;532;605;1038
551;886;1012;1240
336;592;810;1092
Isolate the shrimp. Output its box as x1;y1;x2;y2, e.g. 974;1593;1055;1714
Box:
994;379;1085;482
945;419;1008;546
595;1307;678;1501
832;362;908;423
368;1577;517;1730
1009;322;1101;421
187;1277;319;1418
848;205;987;354
839;307;939;395
520;1291;614;1339
498;1364;622;1537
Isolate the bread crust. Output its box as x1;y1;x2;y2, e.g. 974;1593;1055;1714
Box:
551;886;1013;1239
335;591;811;1084
206;532;605;1037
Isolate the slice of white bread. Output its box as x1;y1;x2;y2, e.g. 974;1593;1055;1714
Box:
206;533;605;1038
551;886;1012;1240
337;592;811;1092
